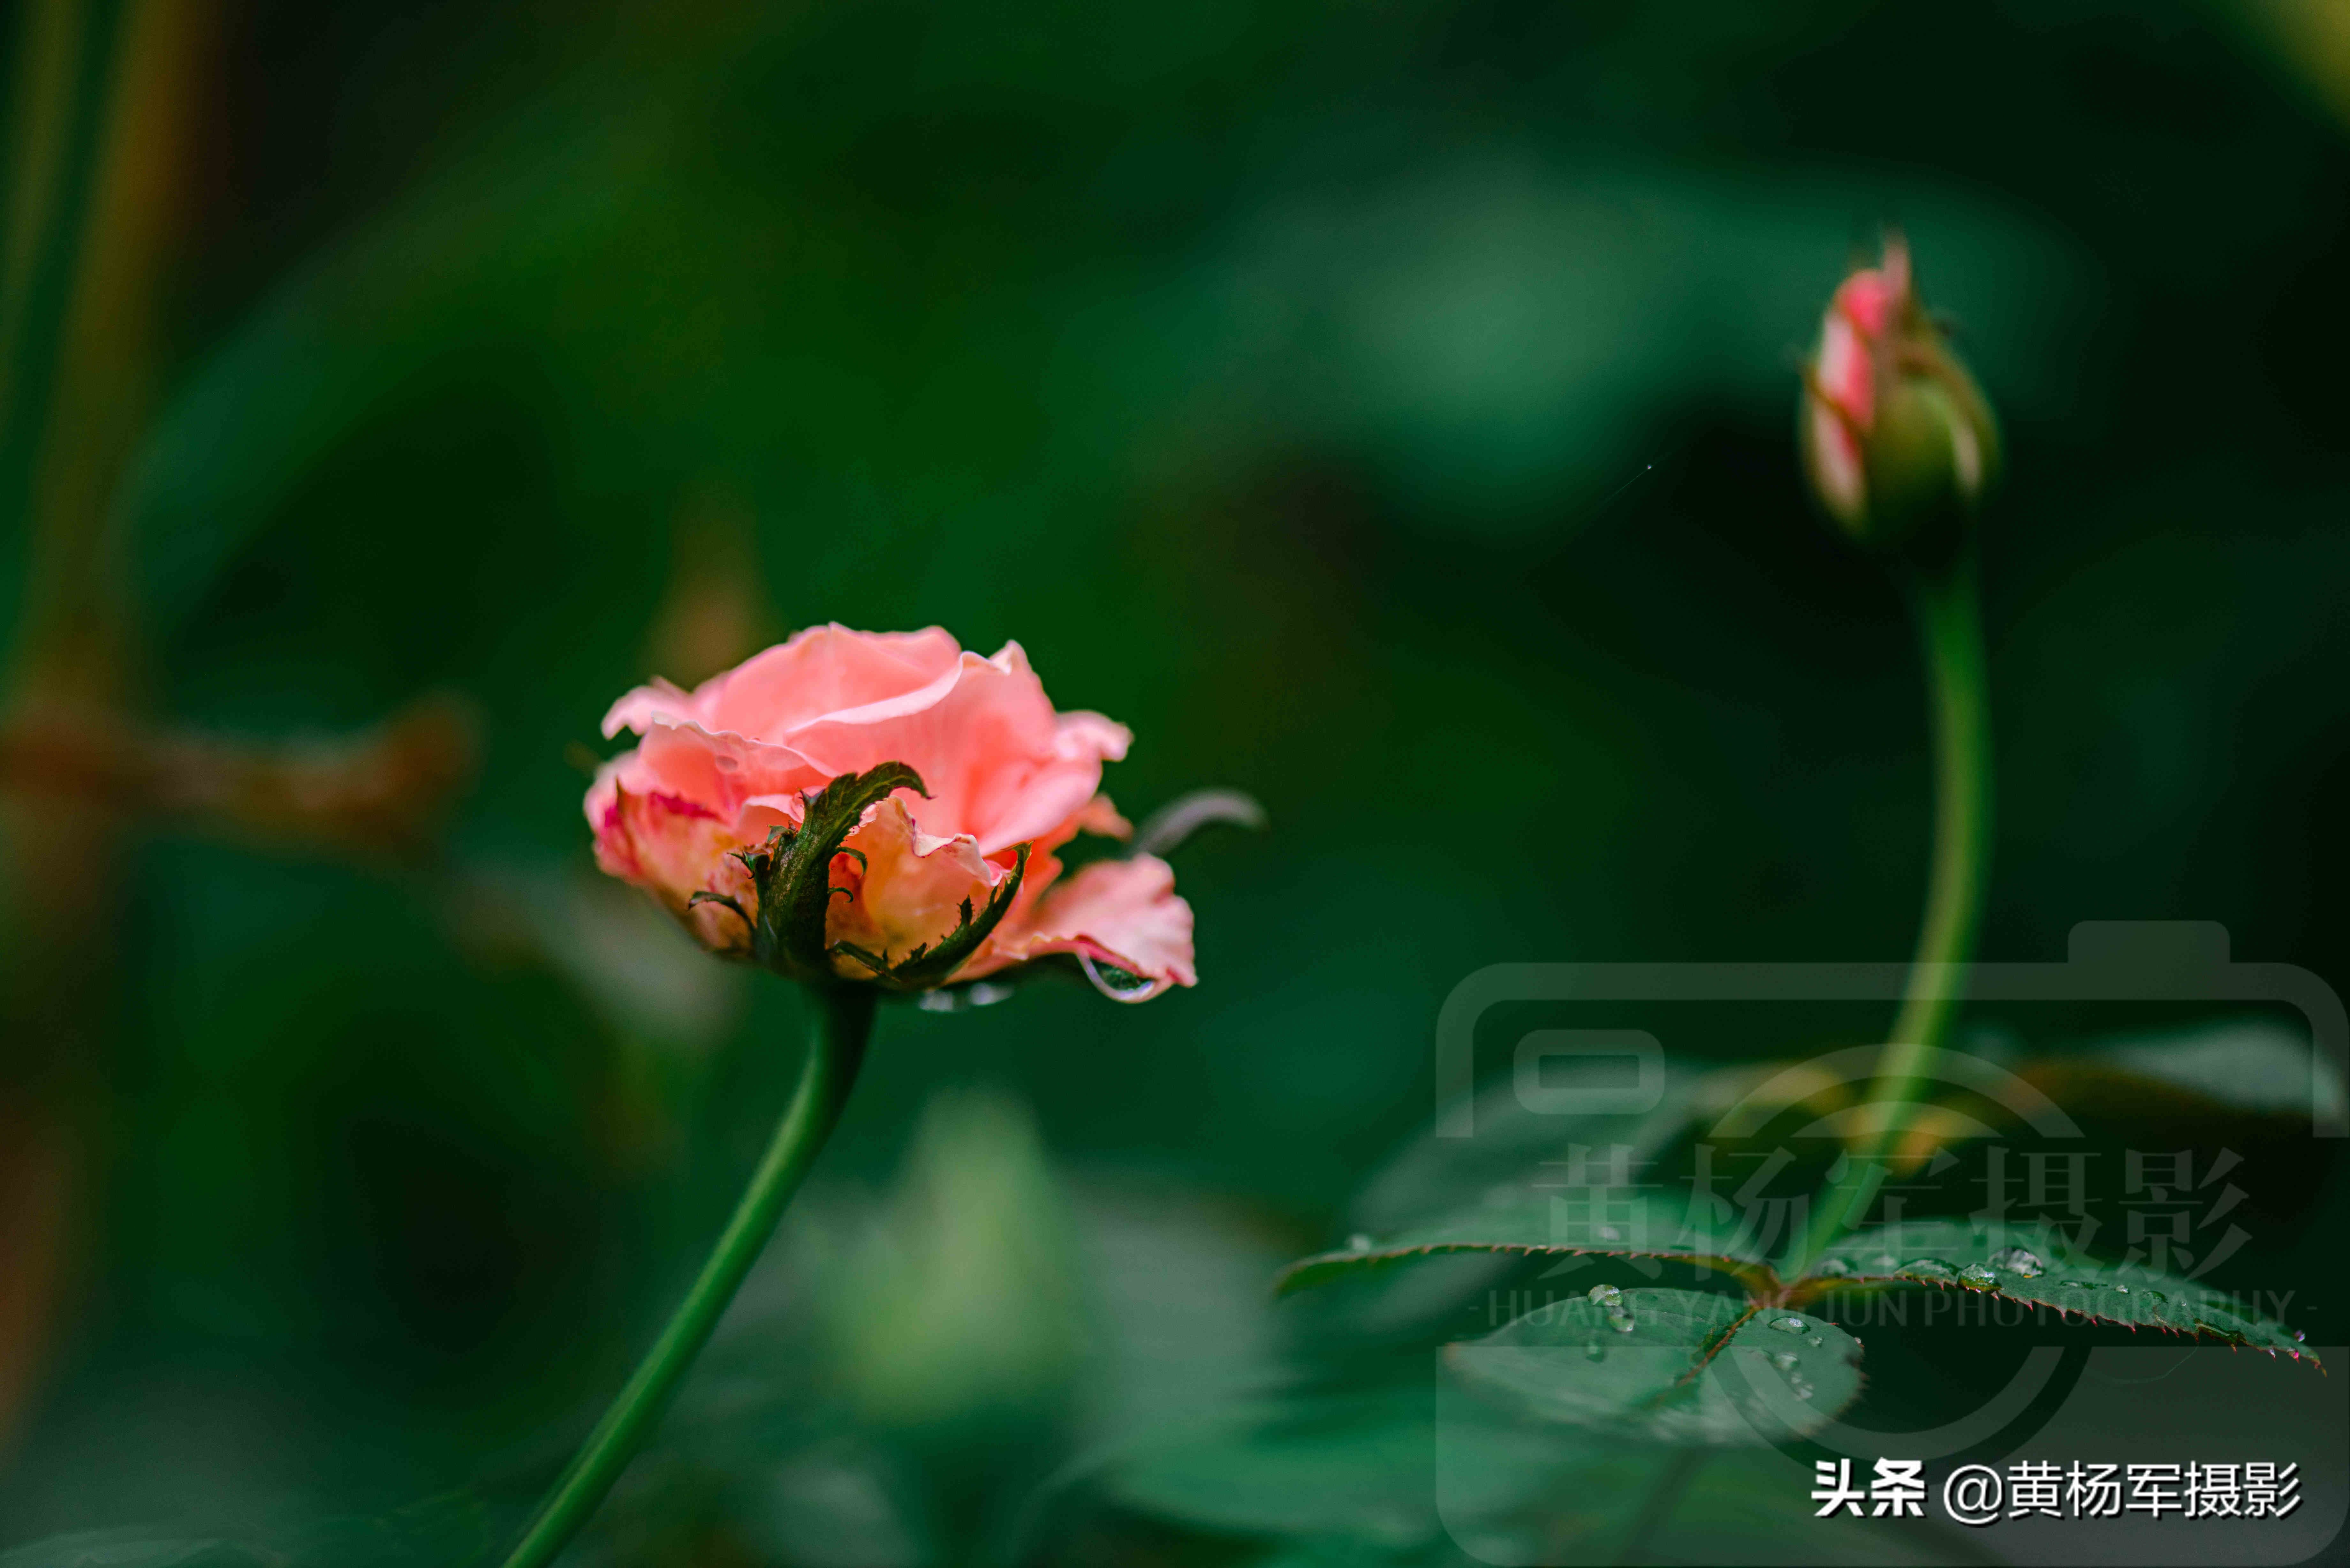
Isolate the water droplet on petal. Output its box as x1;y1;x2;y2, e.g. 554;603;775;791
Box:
1768;1350;1799;1372
1768;1315;1809;1335
1805;1335;1825;1348
2137;1288;2166;1306
1957;1263;1999;1290
1079;952;1166;1003
1986;1246;2045;1278
1586;1285;1622;1305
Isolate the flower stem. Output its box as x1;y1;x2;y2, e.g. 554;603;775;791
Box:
1788;549;1992;1275
498;985;876;1568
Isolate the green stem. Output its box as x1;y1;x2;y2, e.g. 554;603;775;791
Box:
1788;550;1991;1275
498;985;876;1568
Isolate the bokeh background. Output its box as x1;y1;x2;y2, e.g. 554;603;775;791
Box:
1;0;2346;1562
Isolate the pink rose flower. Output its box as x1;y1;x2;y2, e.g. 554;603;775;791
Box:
585;625;1195;997
1800;232;1999;548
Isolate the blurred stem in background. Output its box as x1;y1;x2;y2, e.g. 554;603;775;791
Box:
1788;550;1991;1275
0;0;203;1456
499;986;876;1568
0;0;481;1464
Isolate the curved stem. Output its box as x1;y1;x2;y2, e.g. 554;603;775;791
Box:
1789;550;1991;1273
498;985;876;1568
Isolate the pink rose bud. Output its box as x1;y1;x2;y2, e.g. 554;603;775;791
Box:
1800;233;2000;549
585;625;1195;999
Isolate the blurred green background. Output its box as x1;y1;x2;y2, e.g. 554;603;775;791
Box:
0;0;2346;1562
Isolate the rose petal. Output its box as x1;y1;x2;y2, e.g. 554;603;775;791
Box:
966;854;1195;988
788;642;1128;851
587;765;761;951
827;797;1010;975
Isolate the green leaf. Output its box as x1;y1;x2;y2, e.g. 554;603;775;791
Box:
1277;1193;1778;1298
1794;1218;2316;1361
2029;1016;2346;1124
1448;1287;1863;1445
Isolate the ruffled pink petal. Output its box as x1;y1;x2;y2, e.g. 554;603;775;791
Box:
628;720;829;817
601;625;964;741
586;764;762;952
965;854;1195;988
786;642;1127;850
826;796;1010;976
601;677;701;739
701;624;964;739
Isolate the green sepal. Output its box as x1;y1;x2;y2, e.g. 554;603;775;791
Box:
738;762;926;982
686;889;750;923
843;841;1032;992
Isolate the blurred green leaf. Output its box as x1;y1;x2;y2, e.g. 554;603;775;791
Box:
0;1492;500;1568
1447;1287;1862;1444
2028;1016;2347;1125
1105;1384;1589;1555
0;1539;273;1568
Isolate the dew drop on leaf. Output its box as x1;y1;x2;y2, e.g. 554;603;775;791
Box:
1768;1315;1808;1335
1900;1258;1957;1282
1347;1233;1373;1252
1810;1257;1854;1278
1587;1282;1636;1333
1957;1263;1998;1290
1986;1246;2045;1278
